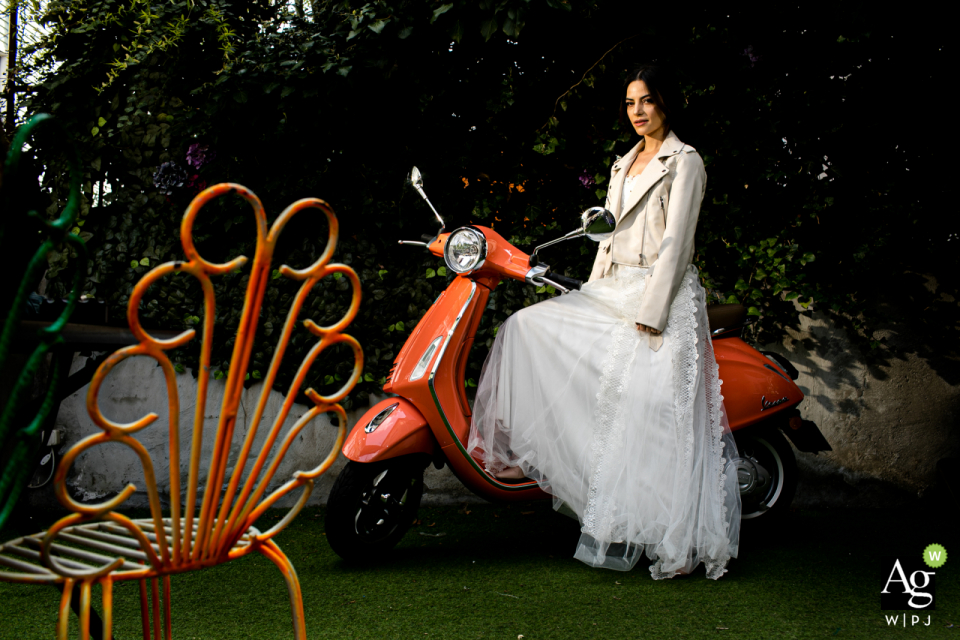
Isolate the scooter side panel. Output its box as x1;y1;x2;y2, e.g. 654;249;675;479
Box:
713;337;804;431
388;277;477;449
342;398;436;463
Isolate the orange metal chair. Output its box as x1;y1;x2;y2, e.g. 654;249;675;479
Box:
0;183;363;640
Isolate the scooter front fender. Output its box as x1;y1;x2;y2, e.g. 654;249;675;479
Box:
342;398;437;463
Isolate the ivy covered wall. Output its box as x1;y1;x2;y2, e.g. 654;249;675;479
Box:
9;0;955;409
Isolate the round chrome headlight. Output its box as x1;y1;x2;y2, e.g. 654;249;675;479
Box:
443;227;487;274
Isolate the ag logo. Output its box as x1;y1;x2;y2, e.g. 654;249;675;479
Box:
881;550;939;610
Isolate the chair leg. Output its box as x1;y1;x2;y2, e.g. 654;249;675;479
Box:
259;539;307;640
162;575;172;640
58;578;75;640
79;580;92;640
150;578;162;640
139;579;151;640
101;576;114;640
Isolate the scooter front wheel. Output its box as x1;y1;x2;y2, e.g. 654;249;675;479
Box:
325;454;429;562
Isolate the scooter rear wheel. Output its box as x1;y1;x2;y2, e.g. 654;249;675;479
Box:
734;426;797;523
325;454;429;562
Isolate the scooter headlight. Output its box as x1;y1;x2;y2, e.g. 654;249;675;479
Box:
443;227;487;275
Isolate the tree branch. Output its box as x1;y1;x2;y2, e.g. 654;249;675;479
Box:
540;34;639;130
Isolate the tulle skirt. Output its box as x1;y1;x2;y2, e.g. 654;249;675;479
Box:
467;263;741;579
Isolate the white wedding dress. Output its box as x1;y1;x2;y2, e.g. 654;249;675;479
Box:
467;180;741;580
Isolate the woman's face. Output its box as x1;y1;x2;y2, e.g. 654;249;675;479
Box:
625;80;666;138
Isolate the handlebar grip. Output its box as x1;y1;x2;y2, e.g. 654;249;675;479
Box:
422;234;435;243
544;272;582;291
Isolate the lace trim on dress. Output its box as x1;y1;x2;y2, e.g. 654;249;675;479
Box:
666;269;699;470
581;266;647;544
699;281;732;579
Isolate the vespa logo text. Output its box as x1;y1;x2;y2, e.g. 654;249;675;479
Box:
760;395;789;411
881;558;935;611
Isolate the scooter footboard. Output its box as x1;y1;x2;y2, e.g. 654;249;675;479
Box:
342;398;437;463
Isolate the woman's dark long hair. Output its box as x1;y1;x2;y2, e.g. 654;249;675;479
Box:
618;64;686;137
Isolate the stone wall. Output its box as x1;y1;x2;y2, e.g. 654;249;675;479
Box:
22;298;960;512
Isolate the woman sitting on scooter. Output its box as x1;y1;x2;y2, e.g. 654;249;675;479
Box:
467;64;742;579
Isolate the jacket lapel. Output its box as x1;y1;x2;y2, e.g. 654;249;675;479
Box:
608;142;640;221
615;130;686;225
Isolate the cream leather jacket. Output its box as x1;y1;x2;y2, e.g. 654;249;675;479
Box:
587;130;706;331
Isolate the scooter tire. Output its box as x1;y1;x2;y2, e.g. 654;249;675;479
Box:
734;426;797;525
325;454;429;562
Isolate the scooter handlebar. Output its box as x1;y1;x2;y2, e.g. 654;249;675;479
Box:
542;272;582;292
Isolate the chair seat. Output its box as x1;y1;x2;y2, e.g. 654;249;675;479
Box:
0;518;260;585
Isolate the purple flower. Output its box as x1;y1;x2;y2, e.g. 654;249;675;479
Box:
742;45;762;67
185;143;216;169
153;161;187;195
578;169;595;189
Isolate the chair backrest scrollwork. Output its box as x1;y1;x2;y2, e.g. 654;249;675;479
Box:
43;183;362;577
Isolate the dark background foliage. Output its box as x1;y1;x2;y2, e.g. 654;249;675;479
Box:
8;0;955;407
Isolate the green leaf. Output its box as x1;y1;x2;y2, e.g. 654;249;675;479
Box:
480;18;498;40
734;279;749;291
437;266;447;277
139;257;150;266
398;26;413;39
396;321;405;331
802;252;816;263
98;117;107;127
388;324;395;331
784;291;799;301
251;370;262;380
333;272;342;280
271;269;282;280
368;19;389;34
426;268;436;278
747;306;761;317
431;3;453;23
465;378;478;388
595;189;606;201
91;127;100;136
174;363;186;374
449;20;465;42
363;372;374;382
378;269;388;279
324;375;335;385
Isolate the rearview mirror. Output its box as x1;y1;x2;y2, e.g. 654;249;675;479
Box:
406;166;445;233
581;207;615;242
408;166;423;190
529;207;617;266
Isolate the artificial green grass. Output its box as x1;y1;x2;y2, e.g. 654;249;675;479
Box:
1;503;956;639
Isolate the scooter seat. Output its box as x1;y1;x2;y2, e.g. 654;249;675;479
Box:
706;303;747;334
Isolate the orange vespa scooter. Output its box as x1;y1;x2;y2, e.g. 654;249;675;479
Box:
325;167;831;560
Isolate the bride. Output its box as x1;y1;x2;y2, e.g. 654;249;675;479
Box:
467;64;741;579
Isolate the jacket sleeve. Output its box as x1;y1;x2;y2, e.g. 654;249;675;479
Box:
635;151;706;330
